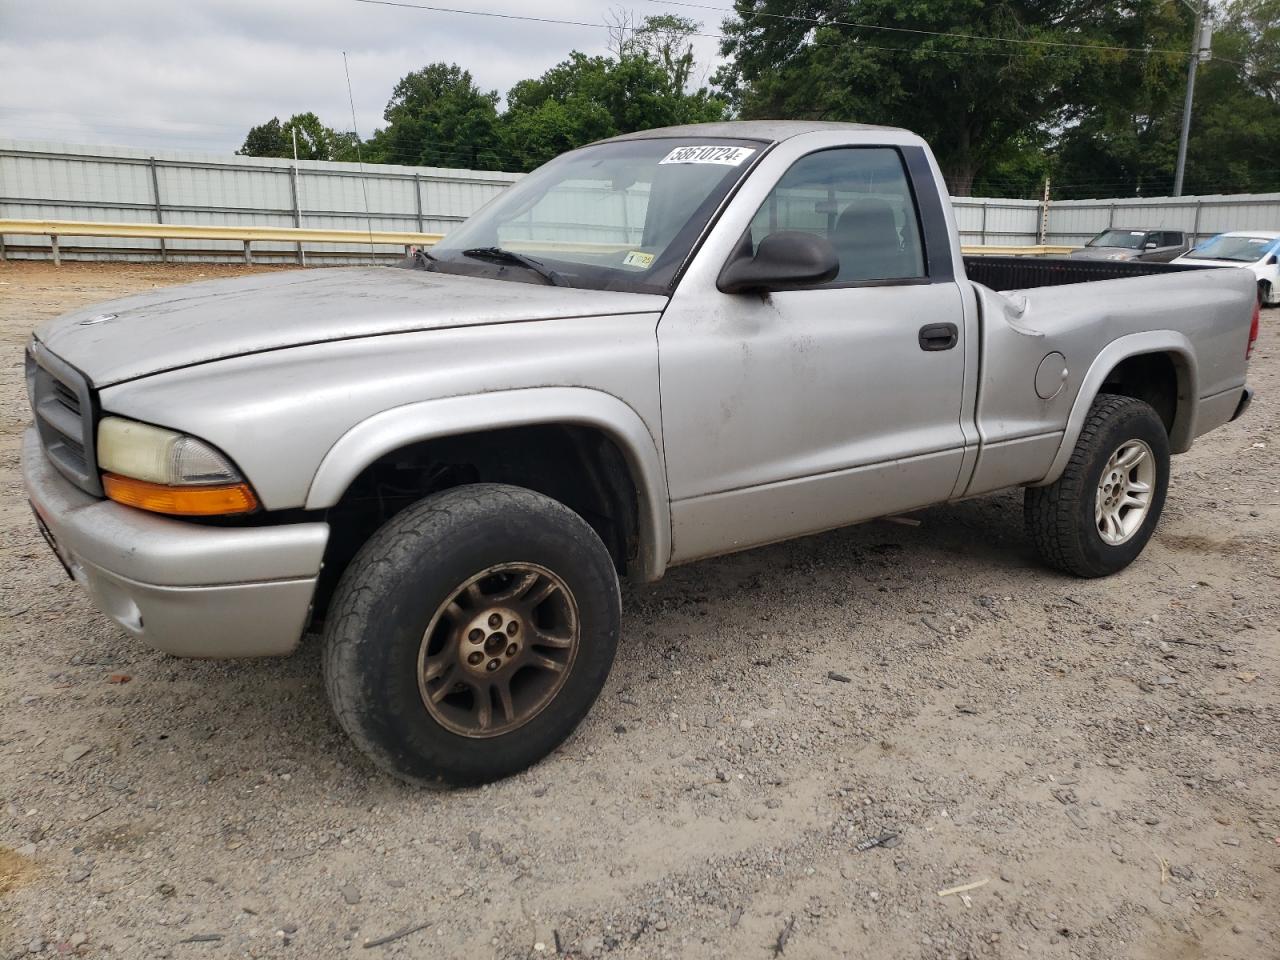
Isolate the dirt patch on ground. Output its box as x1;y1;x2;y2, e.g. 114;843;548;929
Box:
1;261;1277;958
0;848;36;897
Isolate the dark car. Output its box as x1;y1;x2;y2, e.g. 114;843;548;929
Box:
1070;228;1190;263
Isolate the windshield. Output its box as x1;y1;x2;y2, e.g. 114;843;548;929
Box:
425;138;763;293
1088;229;1148;250
1188;234;1277;262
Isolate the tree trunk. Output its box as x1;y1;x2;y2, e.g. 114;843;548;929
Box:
947;166;976;197
945;124;978;196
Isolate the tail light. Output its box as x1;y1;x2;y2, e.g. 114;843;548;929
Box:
1247;297;1260;360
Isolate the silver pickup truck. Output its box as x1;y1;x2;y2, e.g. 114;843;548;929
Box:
23;121;1259;785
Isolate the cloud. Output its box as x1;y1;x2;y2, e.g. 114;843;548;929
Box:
0;0;725;161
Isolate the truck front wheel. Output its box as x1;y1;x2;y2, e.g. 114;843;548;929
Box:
322;484;621;785
1025;394;1171;578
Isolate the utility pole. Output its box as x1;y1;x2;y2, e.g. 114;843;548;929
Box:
1173;1;1213;197
1038;177;1052;245
291;127;306;266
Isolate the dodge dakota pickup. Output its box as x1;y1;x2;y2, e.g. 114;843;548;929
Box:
23;121;1259;784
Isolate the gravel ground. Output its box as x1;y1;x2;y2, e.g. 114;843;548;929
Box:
1;261;1277;960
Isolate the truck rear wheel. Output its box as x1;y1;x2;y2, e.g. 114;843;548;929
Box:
1025;394;1170;578
322;484;620;785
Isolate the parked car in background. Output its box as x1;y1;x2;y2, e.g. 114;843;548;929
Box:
1173;230;1280;306
1070;229;1189;262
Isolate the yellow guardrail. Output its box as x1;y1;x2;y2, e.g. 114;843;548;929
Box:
0;218;444;265
0;218;1079;265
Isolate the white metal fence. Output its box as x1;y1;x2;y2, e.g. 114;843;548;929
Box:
1042;195;1280;247
947;194;1280;248
0;139;518;262
5;139;1280;262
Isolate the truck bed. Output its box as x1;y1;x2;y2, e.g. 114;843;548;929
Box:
963;256;1204;292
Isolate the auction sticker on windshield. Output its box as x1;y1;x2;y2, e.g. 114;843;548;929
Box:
622;251;655;268
659;145;756;166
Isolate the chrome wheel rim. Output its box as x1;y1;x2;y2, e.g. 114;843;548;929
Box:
417;562;579;738
1094;439;1156;546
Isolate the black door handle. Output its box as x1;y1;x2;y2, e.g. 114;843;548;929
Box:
918;322;958;351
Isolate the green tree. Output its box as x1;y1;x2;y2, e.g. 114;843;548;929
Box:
237;112;361;162
627;14;702;92
500;47;727;172
714;1;1208;196
365;63;503;168
326;130;365;164
501;54;619;171
238;117;289;158
1051;0;1280;197
1047;2;1191;197
972;132;1053;200
1179;0;1280;194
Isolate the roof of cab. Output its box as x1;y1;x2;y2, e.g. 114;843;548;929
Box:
598;120;908;144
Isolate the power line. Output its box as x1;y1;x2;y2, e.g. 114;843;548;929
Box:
350;0;1182;63
352;0;618;30
645;0;1194;58
658;0;1249;68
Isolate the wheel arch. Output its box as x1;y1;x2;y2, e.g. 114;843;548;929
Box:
1032;332;1198;487
306;387;671;582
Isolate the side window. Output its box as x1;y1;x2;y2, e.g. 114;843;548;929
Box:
748;147;925;283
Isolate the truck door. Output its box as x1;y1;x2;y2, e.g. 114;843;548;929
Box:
657;142;968;563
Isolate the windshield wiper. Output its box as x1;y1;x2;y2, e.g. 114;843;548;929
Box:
411;246;438;270
461;247;568;286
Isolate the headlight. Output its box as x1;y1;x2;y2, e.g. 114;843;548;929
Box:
96;416;258;516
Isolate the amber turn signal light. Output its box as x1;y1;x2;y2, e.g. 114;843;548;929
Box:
102;473;259;516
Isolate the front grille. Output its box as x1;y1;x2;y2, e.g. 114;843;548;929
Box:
29;342;101;496
52;378;80;413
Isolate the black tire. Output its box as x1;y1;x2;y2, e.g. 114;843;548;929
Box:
322;483;621;786
1261;281;1275;308
1025;394;1170;578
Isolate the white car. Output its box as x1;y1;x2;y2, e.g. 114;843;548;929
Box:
1174;230;1280;306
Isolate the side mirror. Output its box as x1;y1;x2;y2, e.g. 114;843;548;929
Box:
1144;242;1159;249
718;231;840;294
1266;254;1278;266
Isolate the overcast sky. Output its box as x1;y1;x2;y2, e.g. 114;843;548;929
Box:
0;0;725;158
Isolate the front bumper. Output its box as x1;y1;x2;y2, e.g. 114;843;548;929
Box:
22;427;328;657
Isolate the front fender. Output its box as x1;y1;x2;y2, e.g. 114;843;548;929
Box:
1031;330;1198;487
304;387;672;580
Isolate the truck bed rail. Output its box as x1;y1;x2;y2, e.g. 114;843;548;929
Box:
963;256;1205;292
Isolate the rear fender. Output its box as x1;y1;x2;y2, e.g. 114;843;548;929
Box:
1030;331;1198;487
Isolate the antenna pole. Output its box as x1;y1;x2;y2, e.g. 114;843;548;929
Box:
343;51;377;260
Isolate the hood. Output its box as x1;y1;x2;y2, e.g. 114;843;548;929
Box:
1069;247;1137;261
34;266;668;386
